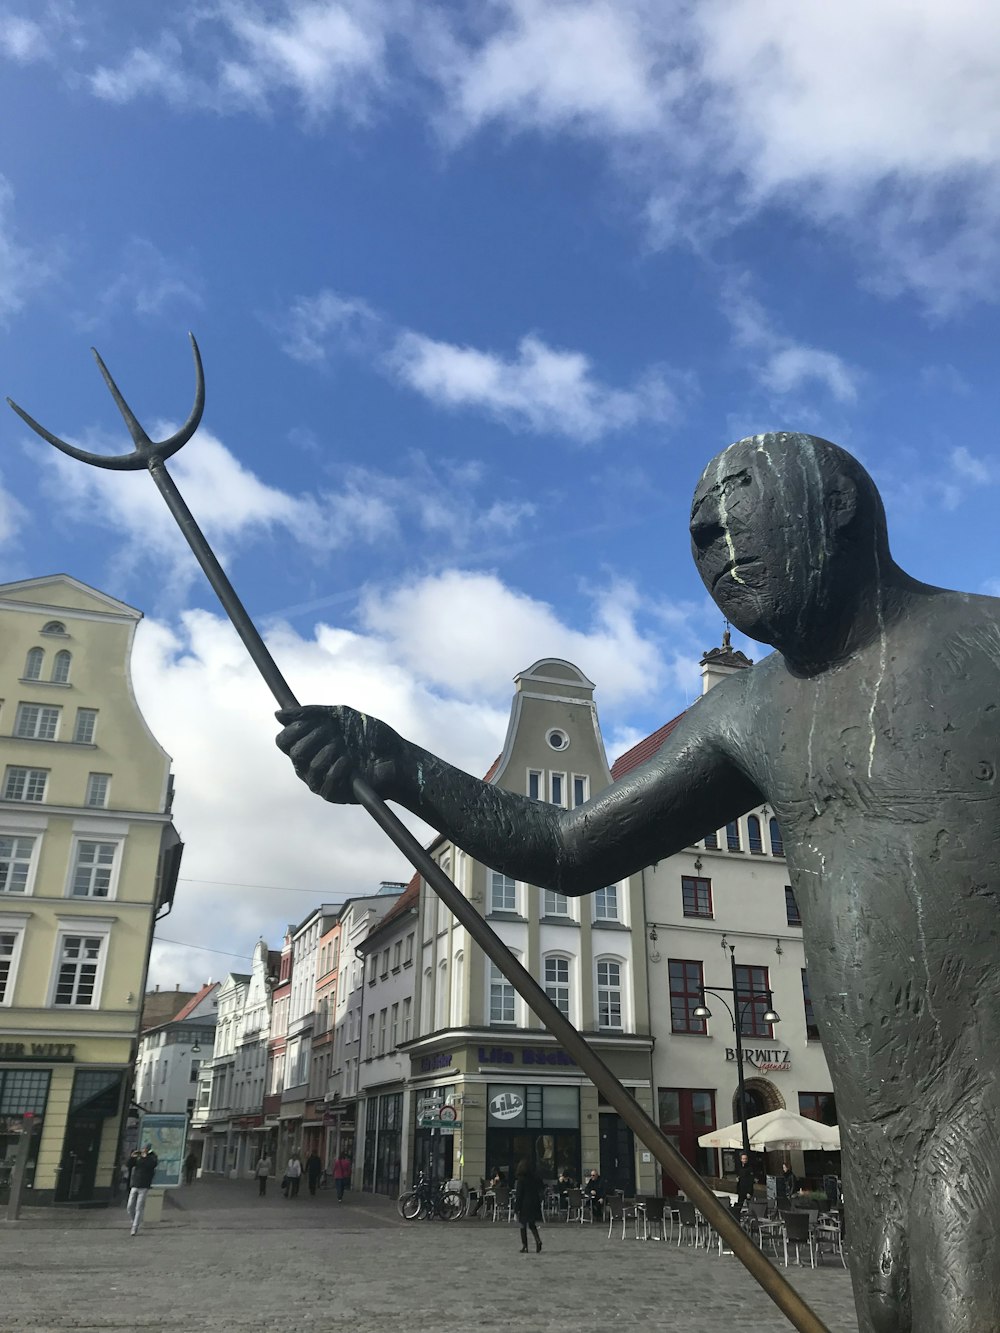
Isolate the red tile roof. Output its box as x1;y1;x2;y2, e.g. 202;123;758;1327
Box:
373;872;420;930
483;754;501;782
610;711;687;780
171;982;217;1023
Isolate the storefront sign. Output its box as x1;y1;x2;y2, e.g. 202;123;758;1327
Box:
419;1053;453;1072
477;1046;576;1068
725;1047;791;1072
488;1090;525;1121
0;1042;75;1062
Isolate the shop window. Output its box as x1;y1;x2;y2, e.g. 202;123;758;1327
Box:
668;959;707;1034
681;876;712;918
0;1068;51;1114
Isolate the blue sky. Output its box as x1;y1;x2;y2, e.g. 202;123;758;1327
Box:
2;1;998;986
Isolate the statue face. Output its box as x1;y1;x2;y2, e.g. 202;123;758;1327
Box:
689;436;837;647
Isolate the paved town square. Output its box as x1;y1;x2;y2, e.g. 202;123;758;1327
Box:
3;1179;858;1333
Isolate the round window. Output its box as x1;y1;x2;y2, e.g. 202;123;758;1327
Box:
546;728;569;751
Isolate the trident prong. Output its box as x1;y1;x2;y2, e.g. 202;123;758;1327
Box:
6;333;204;471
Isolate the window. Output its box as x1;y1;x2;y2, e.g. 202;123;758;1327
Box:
380;948;390;977
735;964;774;1038
747;815;763;853
14;704;60;740
769;818;784;857
70;840;118;898
85;773;111;809
390;1002;399;1047
596;960;622;1029
668;959;707;1034
543;889;570;917
51;651;71;684
527;770;542;800
489;870;516;914
41;621;66;635
550;772;564;806
366;1014;375;1058
546;728;569;752
785;886;801;926
0;927;25;1003
73;709;98;744
572;775;588;807
594;884;619;922
3;767;48;803
0;1067;51;1113
53;934;105;1006
681;876;713;918
404;933;414;964
726;821;741;852
798;1091;837;1125
0;835;36;894
392;941;402;970
378;1008;387;1055
435;962;448;1029
489;962;515;1024
23;648;43;681
190;1061;200;1083
801;970;819;1040
703;830;718;850
402;997;411;1042
544;956;570;1017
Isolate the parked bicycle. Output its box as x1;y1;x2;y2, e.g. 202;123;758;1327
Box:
397;1172;465;1221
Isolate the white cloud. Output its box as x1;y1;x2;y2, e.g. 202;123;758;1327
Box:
0;473;27;544
0;13;49;61
89;34;194;106
949;446;995;487
280;290;380;365
0;175;56;322
722;273;860;404
82;237;202;327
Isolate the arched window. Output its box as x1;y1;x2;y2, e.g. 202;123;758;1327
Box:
596;958;623;1030
769;818;784;857
23;647;43;680
420;967;433;1034
489;959;517;1025
51;650;71;684
543;954;571;1019
703;830;719;850
451;951;464;1027
726;821;741;852
748;815;763;853
435;960;449;1030
41;621;66;635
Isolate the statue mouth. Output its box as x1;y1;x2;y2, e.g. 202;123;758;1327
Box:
712;558;756;591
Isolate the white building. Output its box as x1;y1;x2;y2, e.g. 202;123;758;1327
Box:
193;971;249;1174
613;638;837;1191
133;982;218;1119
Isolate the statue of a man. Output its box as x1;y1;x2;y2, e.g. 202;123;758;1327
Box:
277;432;1000;1333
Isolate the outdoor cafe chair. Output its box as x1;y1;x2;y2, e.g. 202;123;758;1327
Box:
674;1199;703;1248
636;1195;667;1241
491;1183;511;1222
781;1211;815;1268
813;1213;847;1268
605;1193;638;1240
566;1188;590;1224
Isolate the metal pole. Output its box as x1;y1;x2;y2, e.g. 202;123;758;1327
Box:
5;1113;37;1221
730;945;752;1155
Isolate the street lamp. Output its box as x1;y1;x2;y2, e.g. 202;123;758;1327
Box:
692;943;780;1156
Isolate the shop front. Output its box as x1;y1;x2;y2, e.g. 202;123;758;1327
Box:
361;1088;404;1196
404;1033;655;1195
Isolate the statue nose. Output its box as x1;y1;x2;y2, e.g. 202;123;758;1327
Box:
691;503;724;552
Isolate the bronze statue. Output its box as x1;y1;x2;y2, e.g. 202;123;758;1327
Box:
278;431;1000;1333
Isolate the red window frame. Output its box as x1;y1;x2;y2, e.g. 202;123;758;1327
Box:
681;876;713;918
735;963;773;1038
668;959;707;1034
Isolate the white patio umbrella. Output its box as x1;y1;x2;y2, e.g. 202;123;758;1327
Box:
698;1109;841;1152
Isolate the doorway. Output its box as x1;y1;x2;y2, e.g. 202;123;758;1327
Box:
598;1112;635;1196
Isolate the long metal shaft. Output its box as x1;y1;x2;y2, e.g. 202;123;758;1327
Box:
148;455;829;1333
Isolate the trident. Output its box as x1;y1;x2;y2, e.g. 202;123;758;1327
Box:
8;339;829;1333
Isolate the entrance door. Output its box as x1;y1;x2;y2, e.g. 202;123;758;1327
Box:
657;1088;717;1195
56;1111;102;1202
598;1113;635;1196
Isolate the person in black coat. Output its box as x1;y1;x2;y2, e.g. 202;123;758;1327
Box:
734;1151;756;1215
515;1159;543;1254
777;1162;798;1201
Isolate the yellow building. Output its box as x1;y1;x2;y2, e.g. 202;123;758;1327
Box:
0;576;182;1205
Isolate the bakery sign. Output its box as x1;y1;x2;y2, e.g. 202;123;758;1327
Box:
725;1047;791;1072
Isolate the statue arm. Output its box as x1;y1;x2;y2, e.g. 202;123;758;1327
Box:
276;679;762;895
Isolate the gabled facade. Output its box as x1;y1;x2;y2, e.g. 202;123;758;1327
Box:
193;972;249;1174
0;575;182;1205
133;982;218;1121
400;658;655;1196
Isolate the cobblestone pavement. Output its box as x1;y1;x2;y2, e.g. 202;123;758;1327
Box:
2;1179;859;1333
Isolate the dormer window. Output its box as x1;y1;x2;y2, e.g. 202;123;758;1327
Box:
42;622;67;636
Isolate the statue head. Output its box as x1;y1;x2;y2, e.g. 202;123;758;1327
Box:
690;433;894;665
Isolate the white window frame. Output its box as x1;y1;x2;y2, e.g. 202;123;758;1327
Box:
543;954;571;1019
3;766;49;803
0;915;28;1006
65;824;127;902
73;709;98;745
527;769;543;801
572;774;589;807
594;883;621;923
489;870;517;914
596;956;624;1031
0;823;44;896
543;888;571;917
85;773;111;809
488;960;517;1026
23;648;43;681
48;917;113;1009
51;650;72;684
14;703;61;741
549;771;566;807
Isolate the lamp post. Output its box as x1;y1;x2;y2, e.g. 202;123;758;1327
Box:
693;943;781;1156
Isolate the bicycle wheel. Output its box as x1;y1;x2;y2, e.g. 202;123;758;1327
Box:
437;1190;465;1222
398;1191;423;1220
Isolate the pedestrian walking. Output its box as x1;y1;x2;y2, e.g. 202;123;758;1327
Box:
305;1151;323;1196
254;1152;272;1197
284;1154;302;1198
514;1159;543;1254
734;1152;756;1216
126;1143;158;1237
184;1151;198;1185
332;1152;351;1201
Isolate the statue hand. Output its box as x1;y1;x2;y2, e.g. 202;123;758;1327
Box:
275;705;404;804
